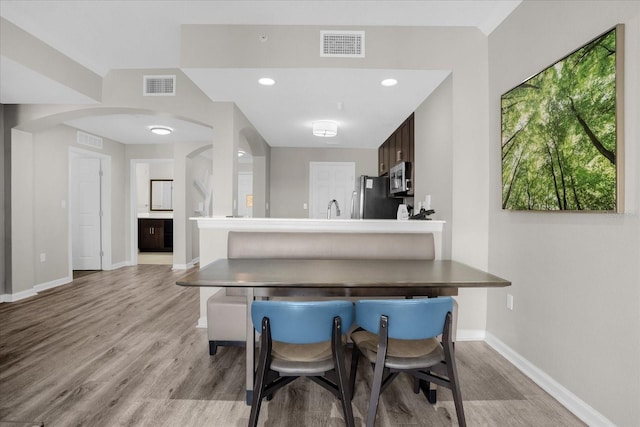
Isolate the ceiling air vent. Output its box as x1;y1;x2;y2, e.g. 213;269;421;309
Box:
143;75;176;96
77;131;103;150
320;30;365;58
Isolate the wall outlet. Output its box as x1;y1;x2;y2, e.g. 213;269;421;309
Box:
506;294;514;310
40;253;46;262
303;203;308;210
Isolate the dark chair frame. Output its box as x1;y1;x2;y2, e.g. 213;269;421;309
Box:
350;311;466;427
249;315;355;427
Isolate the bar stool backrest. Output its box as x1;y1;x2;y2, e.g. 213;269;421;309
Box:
251;300;354;344
355;297;453;340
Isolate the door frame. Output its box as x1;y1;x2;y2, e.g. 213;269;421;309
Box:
68;147;112;275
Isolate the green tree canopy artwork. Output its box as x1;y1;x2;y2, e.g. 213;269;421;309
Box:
501;27;620;211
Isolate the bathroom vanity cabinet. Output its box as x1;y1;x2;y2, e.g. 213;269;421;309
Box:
138;218;173;252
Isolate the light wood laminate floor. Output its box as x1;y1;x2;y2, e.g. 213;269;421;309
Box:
0;265;585;426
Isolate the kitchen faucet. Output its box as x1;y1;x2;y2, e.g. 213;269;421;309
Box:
327;199;341;219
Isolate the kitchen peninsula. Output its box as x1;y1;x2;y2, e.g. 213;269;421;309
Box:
192;217;445;327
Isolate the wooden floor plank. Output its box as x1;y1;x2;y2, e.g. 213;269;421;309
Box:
0;265;585;426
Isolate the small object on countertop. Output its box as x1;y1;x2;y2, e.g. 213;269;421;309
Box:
409;208;435;220
397;204;409;220
424;195;432;210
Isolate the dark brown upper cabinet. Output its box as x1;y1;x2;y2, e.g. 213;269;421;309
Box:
378;113;414;195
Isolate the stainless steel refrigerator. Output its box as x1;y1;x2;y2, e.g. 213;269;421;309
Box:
350;175;403;219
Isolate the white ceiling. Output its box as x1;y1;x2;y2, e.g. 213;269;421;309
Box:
0;0;521;148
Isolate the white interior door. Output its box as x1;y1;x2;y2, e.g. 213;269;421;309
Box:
71;157;102;270
309;162;355;219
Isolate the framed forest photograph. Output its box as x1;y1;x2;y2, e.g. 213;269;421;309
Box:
501;25;624;212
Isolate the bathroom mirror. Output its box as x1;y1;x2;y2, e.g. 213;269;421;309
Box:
150;179;173;211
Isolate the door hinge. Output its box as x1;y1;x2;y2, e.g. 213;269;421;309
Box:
99;210;103;217
100;251;104;257
99;170;104;177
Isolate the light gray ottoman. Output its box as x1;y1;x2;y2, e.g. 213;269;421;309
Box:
206;289;246;355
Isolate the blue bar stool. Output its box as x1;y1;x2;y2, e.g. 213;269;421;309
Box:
249;300;355;427
350;297;465;427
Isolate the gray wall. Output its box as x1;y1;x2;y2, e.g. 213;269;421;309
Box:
270;147;377;218
414;75;453;260
33;125;127;284
487;2;640;425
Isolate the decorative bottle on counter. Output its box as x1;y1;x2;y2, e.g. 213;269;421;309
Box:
397;204;409;220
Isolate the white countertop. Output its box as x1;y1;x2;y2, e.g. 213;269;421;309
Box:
138;212;174;219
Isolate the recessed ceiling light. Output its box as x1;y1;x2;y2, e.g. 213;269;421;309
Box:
258;77;275;86
238;150;246;157
381;78;398;87
312;121;338;138
149;126;172;135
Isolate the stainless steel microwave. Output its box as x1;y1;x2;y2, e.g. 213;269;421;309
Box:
389;162;411;195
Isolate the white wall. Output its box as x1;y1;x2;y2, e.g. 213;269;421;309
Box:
173;141;212;267
232;105;271;217
487;2;640;426
188;146;213;260
270;147;378;218
136;163;150;214
136;160;174;214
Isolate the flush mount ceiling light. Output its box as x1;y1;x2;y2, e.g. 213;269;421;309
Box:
149;126;173;135
381;78;398;87
312;120;338;138
258;77;275;86
238;150;246;157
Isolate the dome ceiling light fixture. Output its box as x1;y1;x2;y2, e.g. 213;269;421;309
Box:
258;77;275;86
312;120;338;138
149;126;173;135
381;78;398;87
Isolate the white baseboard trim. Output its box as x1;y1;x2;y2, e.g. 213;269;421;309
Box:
484;332;614;427
197;316;207;329
456;329;485;341
34;276;72;292
173;259;198;271
108;261;131;270
2;288;38;302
